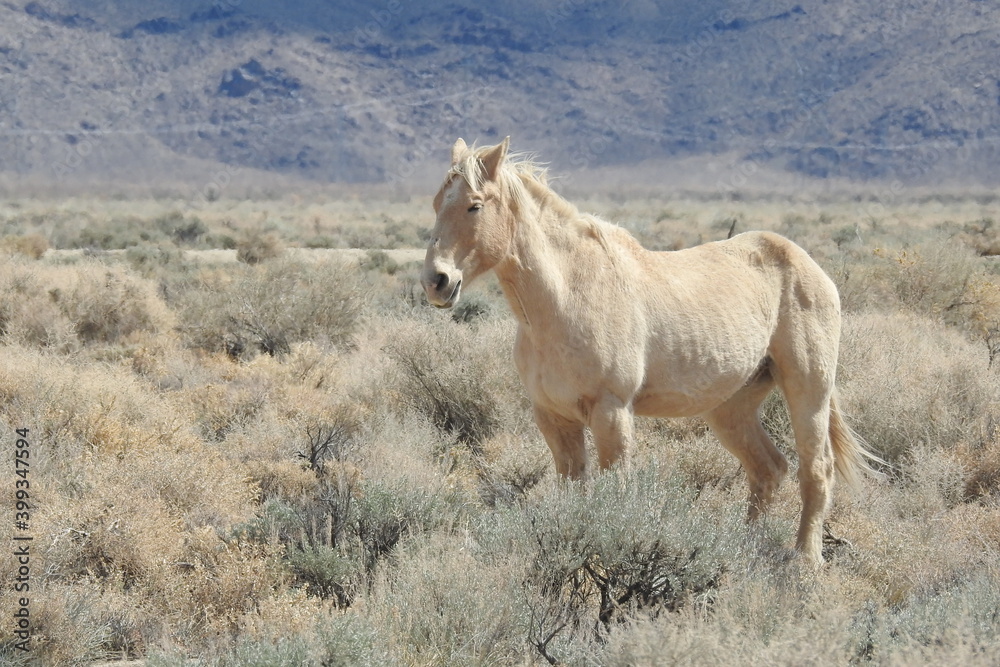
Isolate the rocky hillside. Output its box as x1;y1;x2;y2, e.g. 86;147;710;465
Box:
1;0;998;189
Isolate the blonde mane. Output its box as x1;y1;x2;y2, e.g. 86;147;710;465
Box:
450;144;642;267
443;139;640;267
445;143;628;265
448;143;578;220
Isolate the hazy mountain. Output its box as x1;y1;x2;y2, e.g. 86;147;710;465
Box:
1;0;998;190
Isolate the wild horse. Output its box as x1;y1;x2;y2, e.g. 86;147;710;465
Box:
422;137;880;564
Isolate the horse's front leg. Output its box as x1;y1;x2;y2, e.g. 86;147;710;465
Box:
589;394;634;472
534;405;587;480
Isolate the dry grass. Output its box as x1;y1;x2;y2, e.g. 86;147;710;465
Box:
236;230;284;265
1;192;999;665
0;234;49;259
838;311;999;466
0;258;175;351
176;257;364;359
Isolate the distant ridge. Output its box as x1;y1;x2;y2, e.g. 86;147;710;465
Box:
1;0;998;189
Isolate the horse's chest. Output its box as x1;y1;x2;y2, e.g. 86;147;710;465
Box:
513;327;639;415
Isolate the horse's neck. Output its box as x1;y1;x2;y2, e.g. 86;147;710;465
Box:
493;199;583;331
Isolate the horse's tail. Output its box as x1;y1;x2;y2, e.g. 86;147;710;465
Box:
829;391;885;489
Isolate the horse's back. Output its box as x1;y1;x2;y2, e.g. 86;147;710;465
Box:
696;231;827;277
645;231;839;312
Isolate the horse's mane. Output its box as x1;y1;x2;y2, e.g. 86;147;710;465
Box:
448;142;637;262
449;144;575;219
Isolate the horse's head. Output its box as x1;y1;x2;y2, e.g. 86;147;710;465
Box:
422;137;513;308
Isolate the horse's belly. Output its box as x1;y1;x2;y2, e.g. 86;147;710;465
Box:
633;390;726;418
633;361;759;418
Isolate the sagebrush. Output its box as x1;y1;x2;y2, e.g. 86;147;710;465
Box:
1;193;999;665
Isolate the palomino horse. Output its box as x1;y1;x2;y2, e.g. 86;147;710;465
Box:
422;137;879;565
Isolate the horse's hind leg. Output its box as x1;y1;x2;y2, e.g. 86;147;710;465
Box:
705;377;788;520
534;406;587;480
782;384;836;565
771;336;839;565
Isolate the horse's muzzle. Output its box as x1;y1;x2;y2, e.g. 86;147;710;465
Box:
423;270;462;308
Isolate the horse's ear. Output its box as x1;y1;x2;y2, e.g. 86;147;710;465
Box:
480;136;510;181
451;138;468;166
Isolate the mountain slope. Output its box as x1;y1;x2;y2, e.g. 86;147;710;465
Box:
1;0;998;188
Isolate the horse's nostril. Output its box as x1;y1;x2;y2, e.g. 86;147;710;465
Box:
434;273;449;291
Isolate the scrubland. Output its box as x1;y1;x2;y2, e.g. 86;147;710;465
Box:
0;191;999;666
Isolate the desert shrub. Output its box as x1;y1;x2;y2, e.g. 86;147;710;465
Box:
838;311;1000;467
591;569;862;666
758;388;795;452
475;463;749;664
35;445;258;596
832;223;864;248
475;432;551;508
236;470;462;607
837;480;998;609
237;230;284;264
373;533;531;665
179;258;363;358
0;345;287;659
383;318;525;449
215;637;313;667
58;210;209;251
69;213;199;250
351;480;458;574
238;493;364;608
160;537;289;646
0;258;175;349
0;232;50;258
874;574;1000;662
0;584;114;666
957;216;1000;257
155;211;208;246
24;526;288;658
75;217;157;249
146;612;383;667
66;271;175;346
359;248;399;275
295;404;364;474
658;430;745;499
178;374;277;442
450;293;492;323
836;240;996;336
285;546;360;606
308;614;386;667
879;243;980;323
964;274;1000;368
122;242;191;280
0;346;197;463
44;487;188;589
589;539;1000;666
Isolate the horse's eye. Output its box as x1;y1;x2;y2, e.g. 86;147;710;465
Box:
468;204;482;213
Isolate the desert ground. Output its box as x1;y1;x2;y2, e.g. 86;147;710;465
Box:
1;188;999;665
